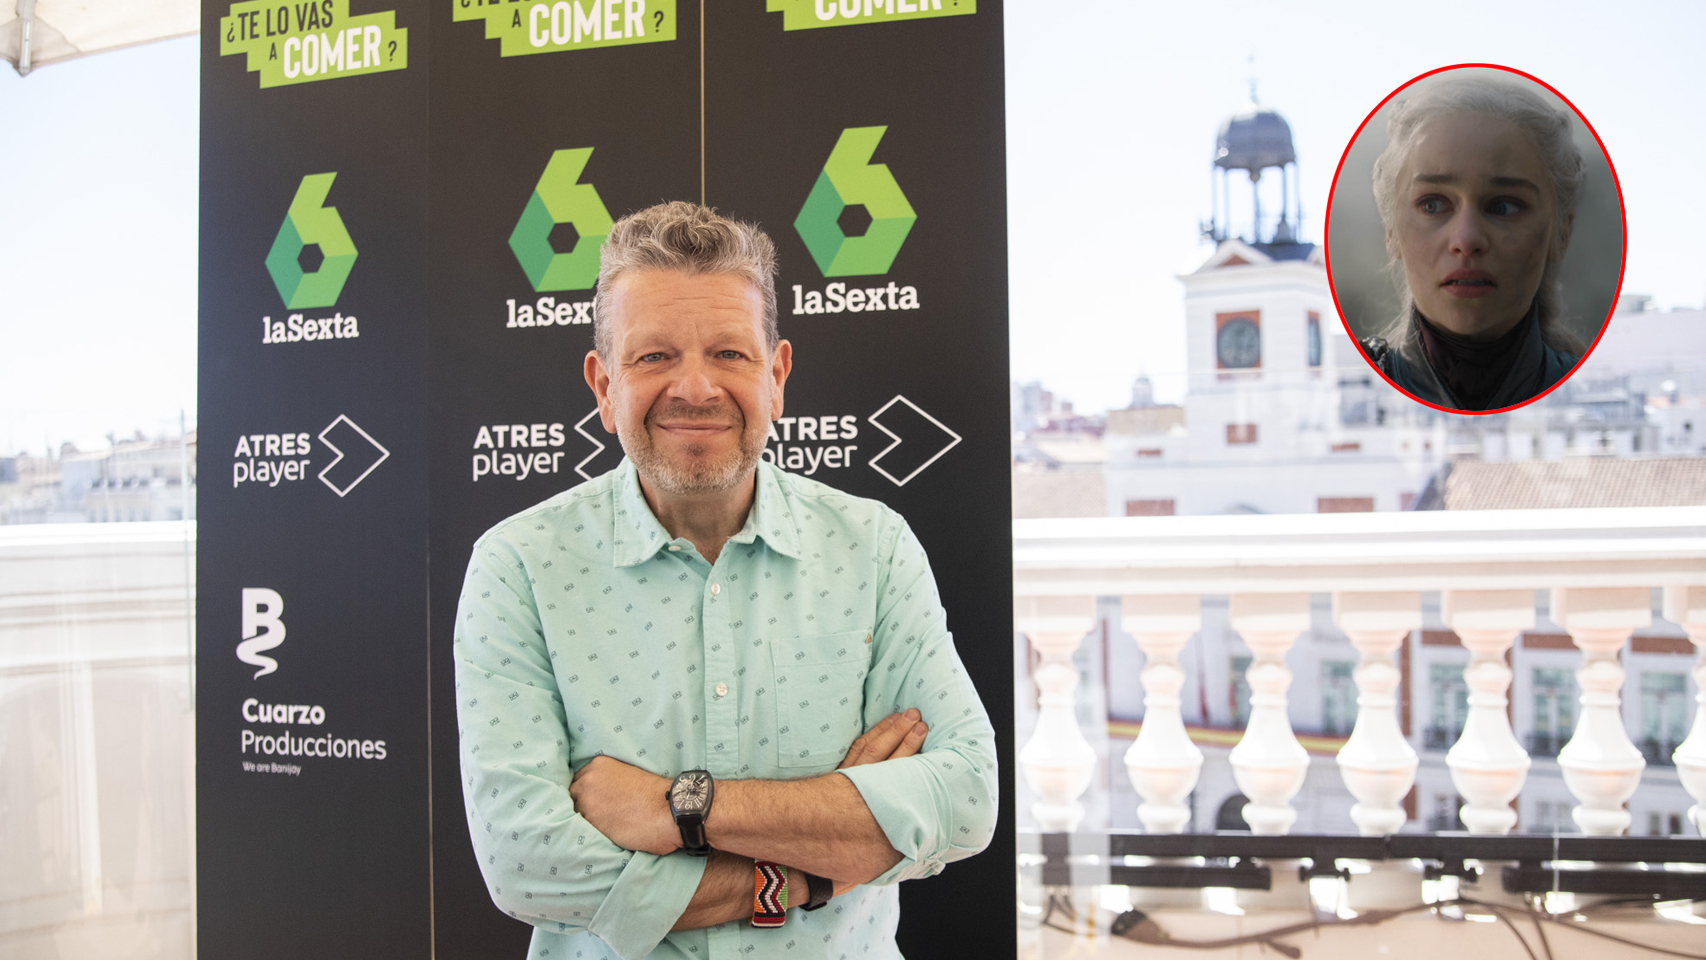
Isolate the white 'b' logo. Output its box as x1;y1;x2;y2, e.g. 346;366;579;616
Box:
239;588;286;678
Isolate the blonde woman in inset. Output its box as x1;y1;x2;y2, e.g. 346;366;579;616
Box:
1358;73;1586;412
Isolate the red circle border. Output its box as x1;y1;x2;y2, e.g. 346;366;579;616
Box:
1321;62;1628;417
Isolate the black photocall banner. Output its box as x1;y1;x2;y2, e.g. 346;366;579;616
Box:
200;1;1008;957
704;7;1012;955
197;0;431;958
425;4;702;956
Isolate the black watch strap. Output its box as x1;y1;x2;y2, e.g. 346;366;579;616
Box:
676;814;709;855
798;869;832;911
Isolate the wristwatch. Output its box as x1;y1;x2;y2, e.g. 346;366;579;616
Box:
667;769;714;855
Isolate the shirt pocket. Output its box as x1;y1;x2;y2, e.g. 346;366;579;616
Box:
771;629;870;770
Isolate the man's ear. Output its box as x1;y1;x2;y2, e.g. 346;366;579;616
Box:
584;350;618;434
769;339;793;421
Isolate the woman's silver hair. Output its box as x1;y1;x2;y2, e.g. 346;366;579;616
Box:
1370;72;1586;353
593;201;779;358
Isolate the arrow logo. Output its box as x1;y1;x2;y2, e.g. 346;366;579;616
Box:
572;409;607;481
571;409;625;480
317;415;390;497
867;395;961;487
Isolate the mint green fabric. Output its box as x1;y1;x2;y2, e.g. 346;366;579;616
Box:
455;460;998;960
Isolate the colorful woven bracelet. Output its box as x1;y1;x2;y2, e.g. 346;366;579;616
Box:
751;860;788;928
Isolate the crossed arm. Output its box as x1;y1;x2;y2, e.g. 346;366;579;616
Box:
457;519;998;958
570;708;932;930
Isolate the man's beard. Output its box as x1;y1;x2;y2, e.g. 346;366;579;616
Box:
619;399;766;496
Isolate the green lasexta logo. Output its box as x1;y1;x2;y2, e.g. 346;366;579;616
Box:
266;173;358;309
510;148;614;292
795;126;916;277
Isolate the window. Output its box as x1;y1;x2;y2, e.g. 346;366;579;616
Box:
1225;423;1258;445
1321;661;1356;736
1230;656;1252;726
1531;667;1576;757
1307;311;1322;368
1430;793;1465;831
1317;497;1374;513
1640;672;1688;764
1125;499;1175;517
1427;663;1469;749
1531;800;1567;833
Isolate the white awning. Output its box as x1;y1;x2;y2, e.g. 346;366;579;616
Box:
0;0;198;76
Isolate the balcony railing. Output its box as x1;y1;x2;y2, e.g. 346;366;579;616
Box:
1014;506;1706;847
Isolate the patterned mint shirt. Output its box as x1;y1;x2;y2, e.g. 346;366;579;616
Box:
455;460;998;960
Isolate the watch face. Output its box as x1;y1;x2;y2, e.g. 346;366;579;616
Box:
1217;316;1261;369
672;771;711;813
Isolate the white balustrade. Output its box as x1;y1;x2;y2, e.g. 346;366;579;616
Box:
1226;593;1311;835
1332;591;1420;836
1016;595;1098;831
1442;590;1535;835
1121;594;1203;833
1012;508;1706;838
1662;585;1706;835
1552;587;1650;836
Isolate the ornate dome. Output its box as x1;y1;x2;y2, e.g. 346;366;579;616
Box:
1213;102;1296;174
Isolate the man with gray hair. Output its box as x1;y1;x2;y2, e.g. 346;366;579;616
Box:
454;201;997;960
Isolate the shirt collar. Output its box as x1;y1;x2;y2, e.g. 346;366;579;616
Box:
610;460;804;567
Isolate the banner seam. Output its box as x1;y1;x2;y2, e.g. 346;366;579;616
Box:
700;0;706;205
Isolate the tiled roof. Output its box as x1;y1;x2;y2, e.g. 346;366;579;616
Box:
1011;468;1106;518
1444;457;1706;510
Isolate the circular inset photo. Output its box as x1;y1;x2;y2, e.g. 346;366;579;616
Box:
1326;64;1624;414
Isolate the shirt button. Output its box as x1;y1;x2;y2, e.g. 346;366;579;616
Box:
668;544;681;552
710;583;721;596
715;682;728;698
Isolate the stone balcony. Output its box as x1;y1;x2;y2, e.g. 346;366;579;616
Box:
1013;507;1706;956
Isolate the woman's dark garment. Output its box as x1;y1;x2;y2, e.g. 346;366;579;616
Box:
1358;301;1578;412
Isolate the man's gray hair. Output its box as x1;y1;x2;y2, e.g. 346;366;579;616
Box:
593;201;778;358
1371;72;1587;353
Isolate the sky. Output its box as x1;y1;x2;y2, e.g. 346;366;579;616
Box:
0;36;198;454
3;3;1706;452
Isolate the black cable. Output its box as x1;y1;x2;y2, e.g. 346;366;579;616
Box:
1096;895;1706;960
1481;902;1541;960
1524;895;1554;960
1531;914;1706;960
1459;896;1706;960
1110;902;1444;956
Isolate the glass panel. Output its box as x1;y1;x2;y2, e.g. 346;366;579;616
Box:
1;37;198;959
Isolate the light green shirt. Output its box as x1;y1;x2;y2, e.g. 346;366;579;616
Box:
454;460;998;960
